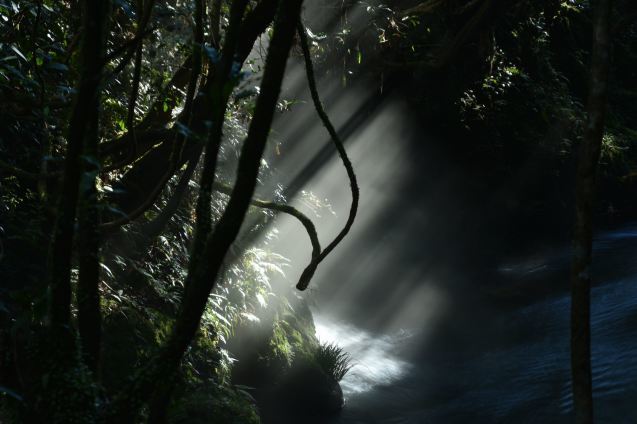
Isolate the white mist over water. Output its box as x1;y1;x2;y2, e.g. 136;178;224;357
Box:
314;315;413;396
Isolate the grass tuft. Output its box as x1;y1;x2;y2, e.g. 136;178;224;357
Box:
313;342;352;381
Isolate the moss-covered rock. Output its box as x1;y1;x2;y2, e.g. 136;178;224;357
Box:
227;297;347;422
273;359;344;415
100;305;158;394
228;297;319;387
168;384;260;424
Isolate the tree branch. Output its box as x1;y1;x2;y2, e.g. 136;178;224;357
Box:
191;0;250;272
105;0;157;79
213;181;321;261
295;21;360;291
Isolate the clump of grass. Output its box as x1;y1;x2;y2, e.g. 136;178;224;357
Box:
313;342;352;382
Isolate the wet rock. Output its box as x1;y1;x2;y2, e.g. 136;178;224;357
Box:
274;360;344;416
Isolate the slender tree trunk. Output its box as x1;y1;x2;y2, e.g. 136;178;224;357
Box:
209;0;222;48
570;1;612;423
124;17;144;159
154;1;306;401
176;0;305;366
77;0;108;375
190;0;249;276
37;1;108;422
105;1;304;420
48;0;107;328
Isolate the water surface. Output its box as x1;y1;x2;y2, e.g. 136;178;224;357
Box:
314;224;637;423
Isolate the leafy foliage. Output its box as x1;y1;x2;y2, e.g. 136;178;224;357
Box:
311;342;352;382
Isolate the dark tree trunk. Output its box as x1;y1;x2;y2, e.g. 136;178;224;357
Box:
209;0;222;47
190;0;249;273
172;0;305;370
48;0;107;328
151;2;307;407
570;1;613;423
105;1;304;420
75;0;108;376
37;1;108;422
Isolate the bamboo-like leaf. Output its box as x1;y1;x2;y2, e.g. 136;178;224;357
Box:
10;45;27;62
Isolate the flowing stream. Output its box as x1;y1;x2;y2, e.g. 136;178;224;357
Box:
311;224;637;423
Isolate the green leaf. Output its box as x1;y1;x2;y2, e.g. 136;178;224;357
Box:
10;45;27;62
210;309;231;327
0;386;23;402
241;312;260;323
46;62;68;72
306;26;327;41
100;263;114;279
